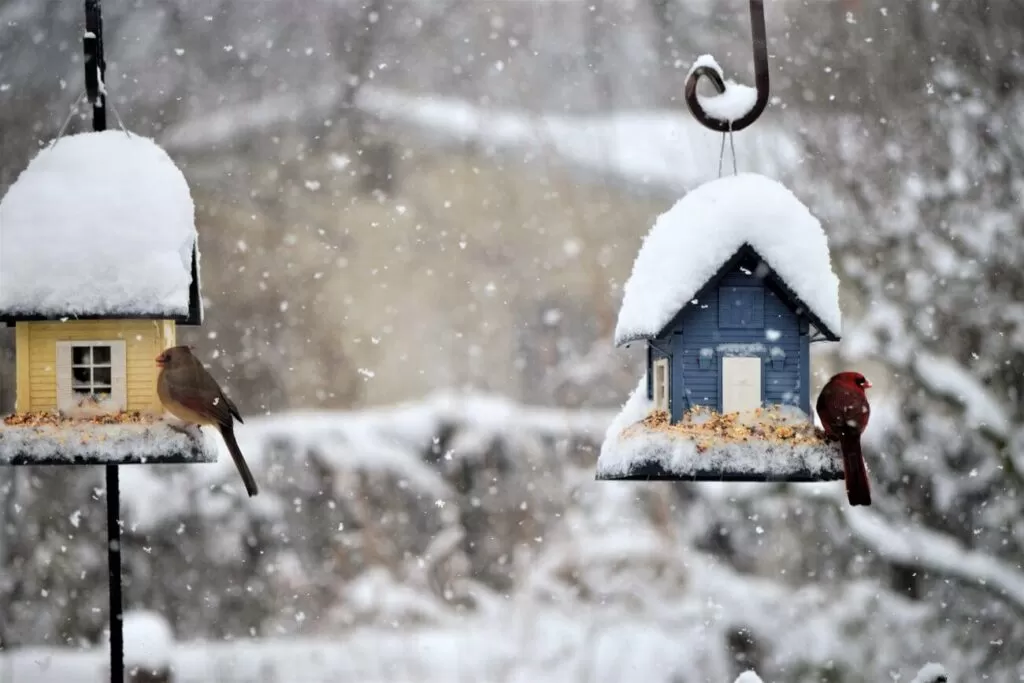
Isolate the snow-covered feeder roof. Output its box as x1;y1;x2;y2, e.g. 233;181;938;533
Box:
0;130;202;323
613;173;841;346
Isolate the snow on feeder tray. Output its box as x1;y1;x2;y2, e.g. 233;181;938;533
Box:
597;173;844;482
0;130;214;464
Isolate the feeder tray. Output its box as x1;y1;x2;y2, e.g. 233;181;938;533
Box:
596;407;844;483
0;411;218;466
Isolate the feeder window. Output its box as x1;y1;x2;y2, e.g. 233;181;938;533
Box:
721;356;761;414
653;358;670;412
56;340;127;412
719;286;764;329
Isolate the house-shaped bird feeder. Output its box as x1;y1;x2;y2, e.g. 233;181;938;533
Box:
0;7;225;682
597;173;844;482
0;130;217;464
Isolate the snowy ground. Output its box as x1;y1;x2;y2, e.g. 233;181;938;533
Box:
0;554;946;683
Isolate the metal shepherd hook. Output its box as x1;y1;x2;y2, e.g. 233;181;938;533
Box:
84;0;107;130
684;0;770;133
84;6;124;683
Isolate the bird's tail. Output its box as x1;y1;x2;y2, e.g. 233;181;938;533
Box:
840;433;871;506
219;424;259;497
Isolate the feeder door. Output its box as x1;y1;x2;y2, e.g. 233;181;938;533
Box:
652;358;669;412
721;356;761;414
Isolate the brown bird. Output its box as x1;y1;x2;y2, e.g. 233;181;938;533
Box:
816;371;872;506
156;345;258;497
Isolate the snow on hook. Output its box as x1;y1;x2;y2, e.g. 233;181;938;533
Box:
686;55;758;125
684;0;771;133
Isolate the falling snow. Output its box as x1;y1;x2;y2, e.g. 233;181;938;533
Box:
0;1;1013;680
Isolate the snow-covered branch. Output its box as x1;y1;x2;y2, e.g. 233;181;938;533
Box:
842;504;1024;612
910;351;1011;447
791;486;1024;615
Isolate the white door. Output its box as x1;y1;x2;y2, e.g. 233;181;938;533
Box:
721;356;762;414
652;358;669;412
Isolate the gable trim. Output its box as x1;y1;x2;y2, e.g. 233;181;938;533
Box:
650;243;839;342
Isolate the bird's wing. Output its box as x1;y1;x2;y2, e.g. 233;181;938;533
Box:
223;394;244;424
186;356;243;422
163;362;236;427
818;383;868;435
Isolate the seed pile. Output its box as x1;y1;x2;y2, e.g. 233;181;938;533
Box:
626;405;829;453
3;410;157;427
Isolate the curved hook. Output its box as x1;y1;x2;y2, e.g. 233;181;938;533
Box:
684;0;770;133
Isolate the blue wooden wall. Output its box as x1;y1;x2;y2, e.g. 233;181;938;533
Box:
650;263;811;422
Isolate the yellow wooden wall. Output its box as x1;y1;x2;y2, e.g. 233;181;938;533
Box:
14;319;176;413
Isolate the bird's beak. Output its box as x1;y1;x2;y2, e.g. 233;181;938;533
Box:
863;379;873;389
155;353;166;368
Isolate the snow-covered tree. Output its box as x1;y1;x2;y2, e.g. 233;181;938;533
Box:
786;0;1024;669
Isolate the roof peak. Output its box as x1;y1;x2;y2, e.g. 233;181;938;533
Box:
654;242;839;341
613;173;842;346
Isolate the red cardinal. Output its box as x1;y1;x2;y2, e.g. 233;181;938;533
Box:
816;371;872;506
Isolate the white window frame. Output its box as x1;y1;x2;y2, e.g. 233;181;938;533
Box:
721;356;762;414
56;340;127;412
652;358;670;412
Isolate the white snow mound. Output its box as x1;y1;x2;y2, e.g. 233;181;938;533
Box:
910;663;949;683
0;420;218;465
614;173;842;345
688;54;759;122
0;130;197;317
121;609;175;668
734;672;766;683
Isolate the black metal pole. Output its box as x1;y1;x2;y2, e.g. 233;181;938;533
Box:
84;0;107;130
105;467;123;683
84;3;121;682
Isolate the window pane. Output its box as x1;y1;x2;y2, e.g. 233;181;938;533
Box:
72;366;92;387
72;346;91;365
93;367;112;385
92;346;112;365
